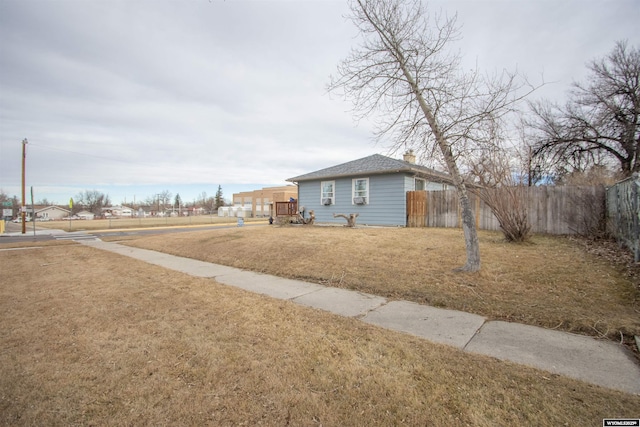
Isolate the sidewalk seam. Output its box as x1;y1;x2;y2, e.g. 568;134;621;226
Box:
461;321;488;352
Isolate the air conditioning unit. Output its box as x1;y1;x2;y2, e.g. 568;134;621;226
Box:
353;196;367;205
322;198;332;206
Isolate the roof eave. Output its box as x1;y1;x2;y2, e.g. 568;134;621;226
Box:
288;167;455;184
287;168;413;183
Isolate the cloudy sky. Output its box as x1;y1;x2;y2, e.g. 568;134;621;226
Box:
1;0;638;205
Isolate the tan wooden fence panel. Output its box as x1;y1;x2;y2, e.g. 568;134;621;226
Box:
421;189;457;228
408;186;606;235
406;190;427;227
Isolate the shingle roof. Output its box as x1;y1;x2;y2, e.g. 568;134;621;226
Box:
287;154;452;183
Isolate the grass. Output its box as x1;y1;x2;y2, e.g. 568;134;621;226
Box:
1;243;638;425
113;225;640;345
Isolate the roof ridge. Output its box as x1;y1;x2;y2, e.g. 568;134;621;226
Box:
287;153;451;183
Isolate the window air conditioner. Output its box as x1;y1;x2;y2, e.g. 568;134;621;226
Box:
353;197;367;205
322;198;332;205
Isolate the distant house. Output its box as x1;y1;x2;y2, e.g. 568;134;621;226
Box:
286;152;454;226
35;206;70;221
76;210;95;220
103;205;133;218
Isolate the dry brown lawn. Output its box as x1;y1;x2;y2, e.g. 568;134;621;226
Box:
114;225;640;343
35;216;263;232
1;243;638;426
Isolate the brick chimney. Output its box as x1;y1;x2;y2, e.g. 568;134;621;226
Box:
403;149;416;164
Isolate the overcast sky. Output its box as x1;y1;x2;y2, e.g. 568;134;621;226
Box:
1;0;638;205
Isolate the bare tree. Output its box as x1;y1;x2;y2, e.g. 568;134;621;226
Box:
146;190;172;214
75;190;111;215
36;198;54;206
198;191;208;207
0;190;11;206
528;41;639;178
329;0;536;271
202;196;216;214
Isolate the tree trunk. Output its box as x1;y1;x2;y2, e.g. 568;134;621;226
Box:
399;63;481;271
441;148;481;271
456;187;481;271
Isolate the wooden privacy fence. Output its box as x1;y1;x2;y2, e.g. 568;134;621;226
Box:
606;175;640;262
275;201;298;217
407;186;607;235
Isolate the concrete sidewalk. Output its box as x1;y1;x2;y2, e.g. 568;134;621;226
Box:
81;239;640;395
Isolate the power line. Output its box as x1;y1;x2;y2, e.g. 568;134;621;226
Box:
27;142;162;167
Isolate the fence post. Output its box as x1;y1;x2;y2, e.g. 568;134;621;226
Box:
475;195;480;229
633;180;639;262
616;184;623;245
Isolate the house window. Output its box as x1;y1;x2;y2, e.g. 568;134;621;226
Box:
415;178;426;191
321;181;335;205
352;178;369;204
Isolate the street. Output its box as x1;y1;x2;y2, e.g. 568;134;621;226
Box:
0;220;267;244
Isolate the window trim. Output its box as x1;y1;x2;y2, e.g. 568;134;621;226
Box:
352;177;369;205
415;178;426;191
320;180;335;205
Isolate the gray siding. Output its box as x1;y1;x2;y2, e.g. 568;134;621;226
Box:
405;175;452;192
298;173;411;226
425;181;451;191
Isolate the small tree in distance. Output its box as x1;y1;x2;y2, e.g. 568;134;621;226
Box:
215;185;224;210
75;190;111;216
174;193;182;215
159;190;172;214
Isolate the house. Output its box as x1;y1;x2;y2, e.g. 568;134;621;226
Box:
76;210;95;220
35;205;70;221
286;152;454;226
103;205;133;218
232;185;298;218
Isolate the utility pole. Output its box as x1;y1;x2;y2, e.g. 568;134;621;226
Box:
21;138;28;234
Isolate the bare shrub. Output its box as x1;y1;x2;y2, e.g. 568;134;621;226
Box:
276;215;296;226
469;150;532;242
476;186;532;242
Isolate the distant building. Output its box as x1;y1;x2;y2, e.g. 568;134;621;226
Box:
231;185;298;218
35;205;70;221
103;205;133;217
76;210;95;220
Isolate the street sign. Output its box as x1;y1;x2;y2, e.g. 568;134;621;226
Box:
2;209;11;217
1;201;11;207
